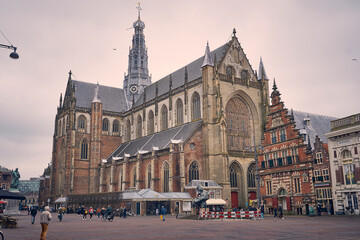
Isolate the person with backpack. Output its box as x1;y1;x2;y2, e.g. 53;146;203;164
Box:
89;207;94;220
30;206;37;224
82;206;88;220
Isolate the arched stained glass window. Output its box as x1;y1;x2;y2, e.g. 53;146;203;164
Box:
80;138;89;160
188;161;199;183
191;92;201;121
148;110;154;134
163;162;169;192
102;118;109;131
176;98;183;125
161;105;168;131
137;115;142;138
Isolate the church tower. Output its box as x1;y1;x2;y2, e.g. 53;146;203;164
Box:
123;3;152;108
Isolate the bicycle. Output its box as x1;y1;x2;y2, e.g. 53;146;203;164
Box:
0;226;4;240
101;212;114;222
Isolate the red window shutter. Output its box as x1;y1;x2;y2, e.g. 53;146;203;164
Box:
286;197;291;211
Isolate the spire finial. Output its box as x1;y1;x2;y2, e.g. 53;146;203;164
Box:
233;28;236;37
68;70;72;80
136;2;142;19
92;83;101;103
201;41;214;68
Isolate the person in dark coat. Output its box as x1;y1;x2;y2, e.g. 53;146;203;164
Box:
278;204;284;219
174;205;179;219
273;207;277;218
31;206;37;224
317;203;322;216
260;204;265;219
123;207;127;219
160;206;166;221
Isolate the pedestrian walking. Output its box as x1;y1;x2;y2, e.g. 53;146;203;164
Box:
278;204;284;219
119;207;124;218
326;202;331;215
260;204;265;219
97;208;101;219
317;203;322;216
82;207;88;220
40;206;52;240
123;207;127;219
30;206;37;224
58;207;64;222
160;206;166;221
89;207;94;220
273;207;277;218
174;205;179;219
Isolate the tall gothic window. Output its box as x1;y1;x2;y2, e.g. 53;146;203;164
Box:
176;98;183;125
247;163;256;188
137;115;142;138
80;138;88;160
225;97;253;151
133;167;137;188
163;162;169;192
147;164;151;189
126;119;131;141
161;105;168;131
113;119;120;133
188;161;199;183
58;120;62;136
148;110;154;134
102;118;109;131
230;162;241;188
191;92;201;121
78;115;86;131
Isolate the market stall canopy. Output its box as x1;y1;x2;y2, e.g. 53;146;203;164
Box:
54;197;68;203
206;198;226;205
0;189;25;200
0;200;7;204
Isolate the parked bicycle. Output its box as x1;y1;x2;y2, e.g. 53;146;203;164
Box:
0;225;4;240
101;212;114;222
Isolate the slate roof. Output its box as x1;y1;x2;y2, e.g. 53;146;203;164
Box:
107;120;202;161
72;80;127;113
107;120;202;162
293;110;337;147
133;43;228;107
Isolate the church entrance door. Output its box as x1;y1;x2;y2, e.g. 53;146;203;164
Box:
231;192;238;209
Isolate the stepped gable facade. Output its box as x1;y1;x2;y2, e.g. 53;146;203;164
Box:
258;82;315;215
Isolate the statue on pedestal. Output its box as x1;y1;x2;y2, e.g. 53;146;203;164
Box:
10;168;20;190
194;185;209;209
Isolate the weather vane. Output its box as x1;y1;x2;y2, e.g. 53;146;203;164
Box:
137;2;142;18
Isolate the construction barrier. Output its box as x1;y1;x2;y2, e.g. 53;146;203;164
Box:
199;211;262;220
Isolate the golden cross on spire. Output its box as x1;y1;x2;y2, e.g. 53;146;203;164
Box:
136;2;142;18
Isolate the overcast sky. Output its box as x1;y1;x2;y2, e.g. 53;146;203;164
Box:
1;0;359;180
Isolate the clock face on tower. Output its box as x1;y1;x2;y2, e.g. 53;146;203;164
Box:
130;84;139;94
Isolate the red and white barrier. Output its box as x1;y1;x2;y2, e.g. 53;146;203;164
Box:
199;211;262;220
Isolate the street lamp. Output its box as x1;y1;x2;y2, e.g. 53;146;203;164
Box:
0;43;19;59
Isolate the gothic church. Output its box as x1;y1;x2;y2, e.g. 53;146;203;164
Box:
45;8;271;209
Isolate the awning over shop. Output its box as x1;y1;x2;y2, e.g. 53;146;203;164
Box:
54;197;68;203
206;198;226;205
0;189;25;200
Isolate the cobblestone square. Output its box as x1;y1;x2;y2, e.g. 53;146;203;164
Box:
2;213;360;240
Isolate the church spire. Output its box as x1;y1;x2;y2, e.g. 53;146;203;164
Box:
258;57;269;81
123;3;152;109
202;41;213;68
